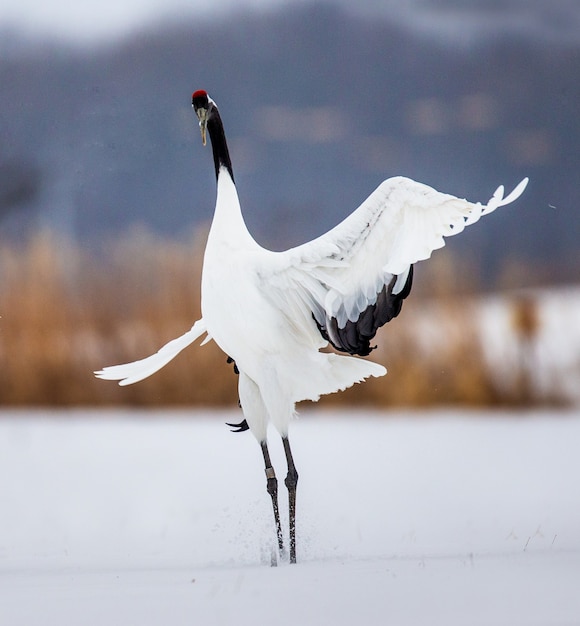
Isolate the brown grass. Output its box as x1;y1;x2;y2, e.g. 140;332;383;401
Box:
0;230;558;408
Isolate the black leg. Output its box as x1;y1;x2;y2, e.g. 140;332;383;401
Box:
282;436;299;564
261;440;284;560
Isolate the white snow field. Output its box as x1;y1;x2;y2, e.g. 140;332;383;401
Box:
0;409;579;625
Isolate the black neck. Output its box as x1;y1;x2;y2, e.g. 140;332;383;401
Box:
207;108;234;182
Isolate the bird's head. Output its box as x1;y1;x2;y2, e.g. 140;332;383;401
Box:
192;89;214;146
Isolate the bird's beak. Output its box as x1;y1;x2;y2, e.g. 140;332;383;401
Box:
196;107;208;146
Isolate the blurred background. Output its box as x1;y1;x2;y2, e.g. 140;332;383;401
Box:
0;0;579;408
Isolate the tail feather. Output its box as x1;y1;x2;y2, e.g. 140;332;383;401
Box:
95;318;208;385
292;352;386;403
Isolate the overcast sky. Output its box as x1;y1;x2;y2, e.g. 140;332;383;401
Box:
0;0;295;43
2;0;580;46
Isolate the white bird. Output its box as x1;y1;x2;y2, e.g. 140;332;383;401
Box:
95;89;528;564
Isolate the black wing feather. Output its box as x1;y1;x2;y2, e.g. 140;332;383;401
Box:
315;265;414;357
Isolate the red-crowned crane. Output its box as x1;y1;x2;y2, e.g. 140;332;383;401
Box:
96;90;528;564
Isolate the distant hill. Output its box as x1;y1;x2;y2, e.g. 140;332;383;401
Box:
1;2;579;286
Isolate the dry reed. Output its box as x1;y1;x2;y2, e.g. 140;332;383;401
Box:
0;230;556;408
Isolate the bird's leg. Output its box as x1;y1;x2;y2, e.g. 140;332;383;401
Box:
282;436;299;564
260;440;284;558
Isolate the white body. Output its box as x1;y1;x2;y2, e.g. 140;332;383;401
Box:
96;173;528;441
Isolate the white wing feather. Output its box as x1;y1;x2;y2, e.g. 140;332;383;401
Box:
262;176;528;329
94;318;209;385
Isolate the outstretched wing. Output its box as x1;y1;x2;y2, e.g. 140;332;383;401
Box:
94;318;209;385
261;176;528;356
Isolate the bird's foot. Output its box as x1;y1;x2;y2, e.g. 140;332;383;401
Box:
225;419;249;432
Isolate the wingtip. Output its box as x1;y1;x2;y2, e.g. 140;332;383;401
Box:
501;176;529;206
93;368;127;385
486;176;529;213
93;319;208;388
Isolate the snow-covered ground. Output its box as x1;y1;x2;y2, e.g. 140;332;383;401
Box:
1;409;579;625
